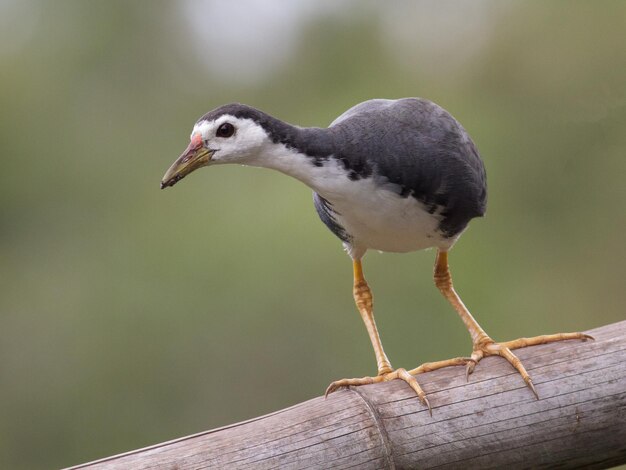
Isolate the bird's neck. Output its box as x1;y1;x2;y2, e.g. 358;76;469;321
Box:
250;121;337;190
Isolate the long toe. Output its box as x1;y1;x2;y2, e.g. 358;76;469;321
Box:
325;376;379;398
394;368;432;415
500;332;594;350
465;330;591;398
497;346;539;398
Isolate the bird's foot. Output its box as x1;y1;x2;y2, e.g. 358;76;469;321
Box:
325;356;470;415
325;368;432;414
466;332;594;398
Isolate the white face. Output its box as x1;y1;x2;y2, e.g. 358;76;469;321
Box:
191;115;270;164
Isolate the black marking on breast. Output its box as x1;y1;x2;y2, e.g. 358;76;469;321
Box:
313;192;352;243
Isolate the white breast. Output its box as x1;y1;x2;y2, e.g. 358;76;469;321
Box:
319;173;450;257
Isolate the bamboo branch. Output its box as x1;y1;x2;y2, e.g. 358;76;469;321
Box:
67;320;626;469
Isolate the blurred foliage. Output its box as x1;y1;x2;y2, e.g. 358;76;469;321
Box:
0;1;625;468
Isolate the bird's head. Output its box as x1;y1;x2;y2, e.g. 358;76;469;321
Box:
160;105;271;189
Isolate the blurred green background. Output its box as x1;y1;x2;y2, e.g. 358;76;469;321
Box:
1;1;625;468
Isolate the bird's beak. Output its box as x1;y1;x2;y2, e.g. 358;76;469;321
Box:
160;134;214;189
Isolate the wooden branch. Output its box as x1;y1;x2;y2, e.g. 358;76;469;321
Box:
67;321;626;469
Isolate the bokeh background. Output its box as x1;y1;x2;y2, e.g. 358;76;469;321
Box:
1;1;625;468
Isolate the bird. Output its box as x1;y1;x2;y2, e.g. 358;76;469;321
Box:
160;98;592;412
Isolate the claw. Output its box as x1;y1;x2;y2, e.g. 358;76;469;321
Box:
423;396;432;416
465;357;477;381
465;351;482;381
525;376;539;400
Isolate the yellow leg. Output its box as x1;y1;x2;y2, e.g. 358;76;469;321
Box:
434;249;593;398
325;260;468;413
352;259;393;375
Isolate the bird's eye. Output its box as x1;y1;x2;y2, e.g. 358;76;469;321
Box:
216;122;235;138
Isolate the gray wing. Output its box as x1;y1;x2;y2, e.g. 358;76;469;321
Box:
330;99;399;127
